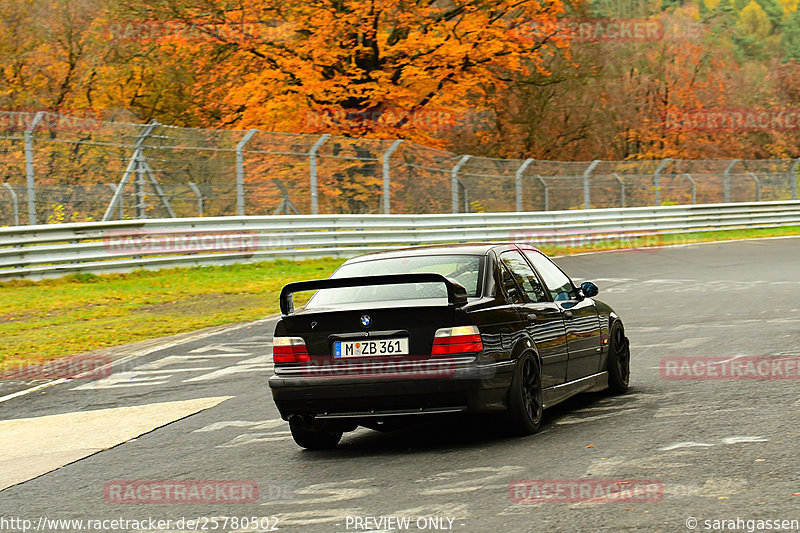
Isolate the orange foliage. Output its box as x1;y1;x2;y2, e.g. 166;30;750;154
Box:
125;0;571;146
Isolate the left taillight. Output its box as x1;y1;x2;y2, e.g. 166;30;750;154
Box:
272;336;310;363
432;325;483;355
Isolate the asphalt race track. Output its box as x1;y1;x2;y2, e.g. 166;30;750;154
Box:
1;237;799;533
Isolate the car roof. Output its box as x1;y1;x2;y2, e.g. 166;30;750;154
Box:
343;243;515;264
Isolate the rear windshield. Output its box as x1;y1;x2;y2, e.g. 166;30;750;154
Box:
305;255;483;308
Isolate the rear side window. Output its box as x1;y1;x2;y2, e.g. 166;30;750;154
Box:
500;263;524;304
499;251;548;303
305;255;483;308
523;250;577;301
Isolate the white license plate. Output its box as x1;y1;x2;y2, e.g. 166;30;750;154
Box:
333;338;409;358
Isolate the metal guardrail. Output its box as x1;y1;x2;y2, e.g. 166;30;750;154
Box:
1;201;799;280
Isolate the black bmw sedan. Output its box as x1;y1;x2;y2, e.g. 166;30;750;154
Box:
269;243;630;449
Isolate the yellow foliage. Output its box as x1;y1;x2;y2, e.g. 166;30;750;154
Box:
739;0;772;39
47;204;65;224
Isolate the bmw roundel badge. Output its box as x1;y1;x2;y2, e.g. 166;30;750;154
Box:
360;315;372;328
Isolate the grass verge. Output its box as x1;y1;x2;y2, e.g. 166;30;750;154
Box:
0;258;344;369
1;225;798;368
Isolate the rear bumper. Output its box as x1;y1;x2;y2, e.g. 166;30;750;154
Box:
268;359;515;420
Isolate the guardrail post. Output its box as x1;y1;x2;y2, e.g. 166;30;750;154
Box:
684;174;696;204
451;155;471;213
653;158;670;206
382;140;403;214
515;158;535;212
723;159;739;203
188;182;204;216
611;172;625;207
749;172;761;202
24;111;45;225
2;183;20;226
236;129;258;216
104;121;158;221
309;134;330;215
535;175;549;211
583;160;601;209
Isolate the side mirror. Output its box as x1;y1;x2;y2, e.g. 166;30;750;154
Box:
580;281;599;298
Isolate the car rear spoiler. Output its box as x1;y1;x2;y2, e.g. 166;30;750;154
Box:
279;273;469;315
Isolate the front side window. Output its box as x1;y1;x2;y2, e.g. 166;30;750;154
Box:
305;255;483;308
523;250;576;301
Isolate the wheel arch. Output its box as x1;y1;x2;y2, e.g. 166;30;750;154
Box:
509;334;541;369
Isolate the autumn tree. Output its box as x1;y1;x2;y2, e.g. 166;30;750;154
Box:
110;1;571;141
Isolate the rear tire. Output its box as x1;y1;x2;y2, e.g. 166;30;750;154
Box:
607;321;630;394
289;421;342;450
505;354;543;435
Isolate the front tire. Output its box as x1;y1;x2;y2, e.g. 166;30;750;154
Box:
505;354;543;435
607;321;630;394
289;421;342;450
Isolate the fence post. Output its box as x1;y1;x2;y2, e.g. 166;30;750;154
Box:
236;129;258;216
583;160;601;209
515;158;535;212
723;159;739;203
793;158;800;200
451;155;471;213
382;140;403;214
188;182;204;216
535;175;549;211
458;179;470;213
106;184;124;219
684;174;696;204
103;121;158;221
272;178;300;215
653;158;670;206
24;111;45;225
135;153;147;219
2;183;19;226
309;134;330;215
749;172;761;202
612;172;625;208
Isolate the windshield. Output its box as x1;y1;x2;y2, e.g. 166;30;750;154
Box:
305;255;483;308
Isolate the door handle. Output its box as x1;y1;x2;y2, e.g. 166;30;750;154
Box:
527;313;538;321
563;310;573;319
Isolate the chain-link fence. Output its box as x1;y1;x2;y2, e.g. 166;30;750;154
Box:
1;111;798;226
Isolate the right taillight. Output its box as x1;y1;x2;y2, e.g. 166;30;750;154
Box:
272;336;310;363
431;325;483;355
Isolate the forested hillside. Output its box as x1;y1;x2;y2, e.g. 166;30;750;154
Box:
2;0;799;160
